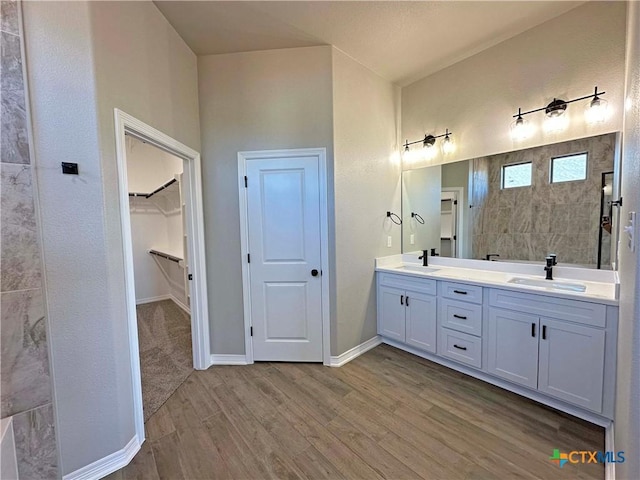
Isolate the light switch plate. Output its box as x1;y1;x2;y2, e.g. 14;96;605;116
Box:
410;234;415;245
387;236;392;248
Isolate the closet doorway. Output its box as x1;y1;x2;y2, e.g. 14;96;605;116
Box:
114;110;210;439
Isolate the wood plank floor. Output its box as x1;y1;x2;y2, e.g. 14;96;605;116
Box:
107;344;604;480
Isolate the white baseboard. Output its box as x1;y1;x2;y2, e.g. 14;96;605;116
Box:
170;295;191;315
136;295;190;315
329;335;382;367
63;435;140;480
605;422;615;480
136;294;171;305
210;354;248;365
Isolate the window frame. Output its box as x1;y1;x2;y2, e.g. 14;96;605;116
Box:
550;152;589;184
501;161;533;190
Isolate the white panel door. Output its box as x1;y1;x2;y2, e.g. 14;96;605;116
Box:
246;156;323;361
378;286;407;342
405;291;437;353
538;318;605;412
487;308;539;389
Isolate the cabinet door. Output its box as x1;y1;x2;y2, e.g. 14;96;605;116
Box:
487;308;539;389
538;318;605;412
378;286;406;342
405;291;437;353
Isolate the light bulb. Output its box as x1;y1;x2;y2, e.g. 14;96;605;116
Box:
585;96;608;124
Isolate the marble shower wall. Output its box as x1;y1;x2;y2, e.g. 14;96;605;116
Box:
472;133;616;266
1;1;57;478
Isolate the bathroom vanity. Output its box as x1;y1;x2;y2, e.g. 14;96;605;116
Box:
376;254;619;426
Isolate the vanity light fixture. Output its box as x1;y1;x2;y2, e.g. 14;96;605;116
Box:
511;86;607;138
402;129;454;160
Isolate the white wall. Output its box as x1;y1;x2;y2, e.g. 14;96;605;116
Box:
401;2;626;170
198;46;334;355
615;3;640;478
402;166;441;254
332;48;401;354
126;136;183;193
23;1;200;475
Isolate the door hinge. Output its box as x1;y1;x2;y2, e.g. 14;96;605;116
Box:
247;253;251;263
250;326;253;336
244;176;248;188
453;200;458;205
188;273;193;280
453;235;457;240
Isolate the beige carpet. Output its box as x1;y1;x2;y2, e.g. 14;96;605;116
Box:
137;300;192;422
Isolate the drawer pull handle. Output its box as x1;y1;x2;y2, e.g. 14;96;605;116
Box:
453;290;467;295
400;295;404;305
453;344;467;351
406;296;409;307
453;314;467;320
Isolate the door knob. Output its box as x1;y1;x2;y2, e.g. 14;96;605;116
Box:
311;269;319;277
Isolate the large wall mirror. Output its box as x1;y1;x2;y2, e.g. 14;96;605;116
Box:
402;133;621;269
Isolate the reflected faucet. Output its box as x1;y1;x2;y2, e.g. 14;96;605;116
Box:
418;249;429;267
485;253;500;261
544;256;554;280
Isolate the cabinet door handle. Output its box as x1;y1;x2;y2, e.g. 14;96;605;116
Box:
453;344;467;351
453;290;467;295
453;314;467;320
406;296;409;307
531;323;536;337
400;295;404;305
542;325;547;340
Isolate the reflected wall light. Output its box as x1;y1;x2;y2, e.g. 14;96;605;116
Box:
403;129;454;162
511;86;607;140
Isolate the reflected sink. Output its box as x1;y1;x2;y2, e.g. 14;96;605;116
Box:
396;265;441;274
508;277;586;292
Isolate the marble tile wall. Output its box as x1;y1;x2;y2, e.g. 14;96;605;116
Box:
471;133;616;267
1;1;57;478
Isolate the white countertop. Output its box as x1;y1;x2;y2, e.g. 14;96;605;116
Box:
376;254;619;306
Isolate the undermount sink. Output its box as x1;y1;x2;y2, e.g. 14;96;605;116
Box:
396;265;441;274
508;277;587;292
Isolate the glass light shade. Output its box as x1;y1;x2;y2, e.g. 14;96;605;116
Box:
422;143;437;161
585;97;609;124
544;114;568;133
510;116;533;140
441;135;455;154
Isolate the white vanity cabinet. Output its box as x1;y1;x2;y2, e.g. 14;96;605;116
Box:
376;268;618;421
377;273;437;353
488;288;608;412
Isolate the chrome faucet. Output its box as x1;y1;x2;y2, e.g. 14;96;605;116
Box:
544;256;554;280
485;253;500;261
418;249;429;267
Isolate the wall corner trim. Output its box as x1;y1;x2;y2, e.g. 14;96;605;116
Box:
62;435;140;480
329;336;382;367
605;421;616;480
210;354;249;366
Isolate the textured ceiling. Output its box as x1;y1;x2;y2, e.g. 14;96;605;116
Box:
155;1;584;86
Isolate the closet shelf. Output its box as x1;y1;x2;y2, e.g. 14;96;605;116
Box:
148;249;183;264
129;178;177;199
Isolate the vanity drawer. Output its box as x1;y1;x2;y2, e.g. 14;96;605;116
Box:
378;273;437;296
489;288;606;327
440;298;483;336
441;281;483;304
438;328;482;368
